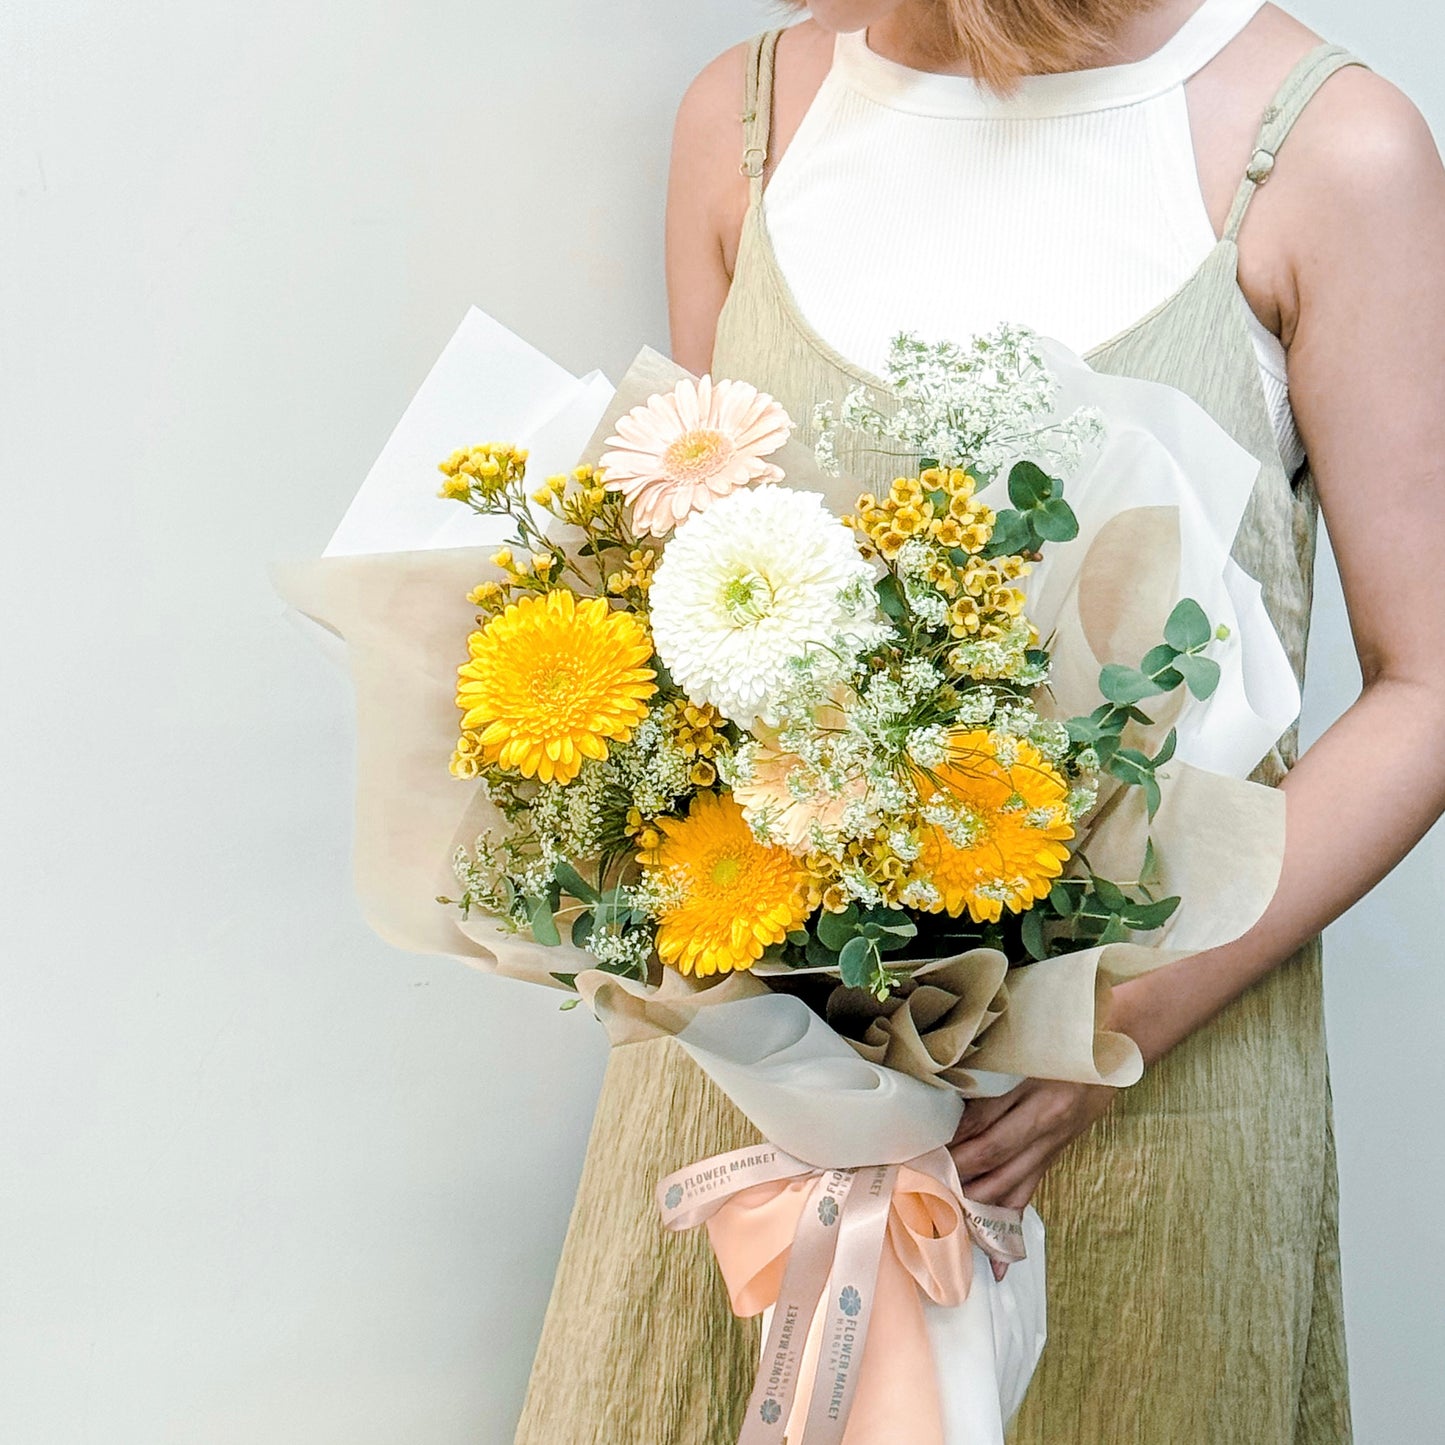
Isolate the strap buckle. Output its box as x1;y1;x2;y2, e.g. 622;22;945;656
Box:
1246;147;1277;185
739;145;767;179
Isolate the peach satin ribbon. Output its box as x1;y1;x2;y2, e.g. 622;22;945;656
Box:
657;1143;1027;1444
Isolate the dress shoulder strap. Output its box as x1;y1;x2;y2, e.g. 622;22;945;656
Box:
741;28;785;202
1224;43;1369;241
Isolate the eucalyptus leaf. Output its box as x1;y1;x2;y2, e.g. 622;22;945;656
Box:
1139;642;1180;675
528;897;561;947
1153;727;1178;766
1164;598;1212;652
838;935;879;990
876;572;908;623
1090;877;1130;912
1007;460;1054;508
984;509;1032;557
875;922;918;954
1140;836;1161;886
1106;748;1152;784
1143;774;1162;819
1048;880;1079;916
553;860;599;905
1021;905;1048;960
806;934;839;969
1034;497;1079;542
1098;915;1132;945
1125;895;1180;930
816;906;859;953
1174;652;1221;699
1099;664;1164;705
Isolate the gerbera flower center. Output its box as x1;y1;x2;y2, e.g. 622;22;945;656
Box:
529;654;581;706
720;569;776;625
662;427;735;483
708;852;743;889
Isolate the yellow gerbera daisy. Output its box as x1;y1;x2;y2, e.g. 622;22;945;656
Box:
456;589;656;784
913;729;1074;924
653;791;815;977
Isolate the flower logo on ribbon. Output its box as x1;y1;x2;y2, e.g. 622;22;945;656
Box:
817;1195;839;1227
839;1285;862;1318
760;1398;782;1424
664;1184;683;1210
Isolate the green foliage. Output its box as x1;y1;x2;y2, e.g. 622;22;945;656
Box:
789;903;919;1000
552;860;599;905
1019;872;1181;959
875;572;909;623
1066;597;1225;819
983;461;1080;559
527;893;560;947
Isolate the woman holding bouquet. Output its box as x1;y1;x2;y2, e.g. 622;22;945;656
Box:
516;1;1445;1440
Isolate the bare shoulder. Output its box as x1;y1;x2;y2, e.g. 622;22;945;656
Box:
670;23;834;258
672;21;833;154
672;39;750;191
1234;7;1439;209
1285;64;1443;218
1200;6;1443;336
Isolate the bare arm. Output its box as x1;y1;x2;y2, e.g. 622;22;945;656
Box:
1108;71;1445;1060
953;70;1445;1218
664;45;749;374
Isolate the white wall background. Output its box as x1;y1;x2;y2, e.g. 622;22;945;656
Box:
1;2;1439;1441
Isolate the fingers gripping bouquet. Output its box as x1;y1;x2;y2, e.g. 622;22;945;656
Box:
276;313;1297;1445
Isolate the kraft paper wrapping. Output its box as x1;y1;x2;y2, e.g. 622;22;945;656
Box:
274;342;1290;1140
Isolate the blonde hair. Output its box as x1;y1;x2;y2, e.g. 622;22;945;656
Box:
787;0;1162;93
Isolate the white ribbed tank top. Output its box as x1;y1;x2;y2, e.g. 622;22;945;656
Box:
763;0;1304;473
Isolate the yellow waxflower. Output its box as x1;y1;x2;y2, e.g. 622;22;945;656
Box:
889;475;924;506
449;729;485;779
455;590;657;784
652;792;815;977
913;729;1074;923
606;547;660;598
948;597;982;637
466;580;508;612
625;807;665;864
660;698;728;759
560;470;612;527
437;442;528;500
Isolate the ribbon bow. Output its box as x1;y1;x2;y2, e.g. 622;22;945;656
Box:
657;1143;1026;1445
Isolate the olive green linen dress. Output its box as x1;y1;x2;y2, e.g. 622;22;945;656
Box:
515;32;1361;1445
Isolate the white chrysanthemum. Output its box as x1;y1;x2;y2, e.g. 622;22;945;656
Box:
648;485;879;725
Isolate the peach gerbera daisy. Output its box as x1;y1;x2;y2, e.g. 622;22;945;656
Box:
913;729;1075;924
599;375;792;537
730;717;868;853
652;791;815;977
455;589;656;785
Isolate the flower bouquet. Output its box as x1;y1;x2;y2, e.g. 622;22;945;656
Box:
275;309;1298;1444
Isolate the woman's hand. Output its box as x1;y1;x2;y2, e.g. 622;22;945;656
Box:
949;1079;1116;1279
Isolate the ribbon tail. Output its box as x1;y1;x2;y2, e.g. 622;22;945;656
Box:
738;1172;855;1444
839;1247;946;1445
792;1164;898;1445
